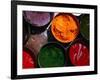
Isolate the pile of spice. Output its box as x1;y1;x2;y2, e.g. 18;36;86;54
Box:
80;14;89;40
69;42;89;66
51;13;79;43
38;43;65;67
23;11;51;27
25;33;47;57
23;50;36;69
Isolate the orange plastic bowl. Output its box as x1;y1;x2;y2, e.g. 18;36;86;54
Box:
51;13;80;43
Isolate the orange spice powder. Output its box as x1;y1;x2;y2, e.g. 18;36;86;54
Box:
51;13;79;43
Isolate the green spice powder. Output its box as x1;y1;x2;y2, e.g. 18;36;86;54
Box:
38;45;65;67
80;14;90;40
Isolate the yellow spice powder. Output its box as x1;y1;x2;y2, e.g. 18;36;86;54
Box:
51;13;79;43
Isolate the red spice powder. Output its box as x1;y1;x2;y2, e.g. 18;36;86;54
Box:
23;50;35;69
69;43;89;66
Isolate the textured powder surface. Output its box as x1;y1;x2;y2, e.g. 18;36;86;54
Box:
51;14;79;43
38;45;65;67
24;11;51;27
80;14;89;40
69;43;89;66
25;33;47;57
23;50;35;69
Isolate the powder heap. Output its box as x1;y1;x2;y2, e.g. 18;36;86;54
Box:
80;14;89;40
24;11;51;27
69;42;89;66
38;44;65;67
51;13;79;43
23;50;36;69
25;33;47;57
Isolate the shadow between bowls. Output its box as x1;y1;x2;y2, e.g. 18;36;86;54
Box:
23;17;30;45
